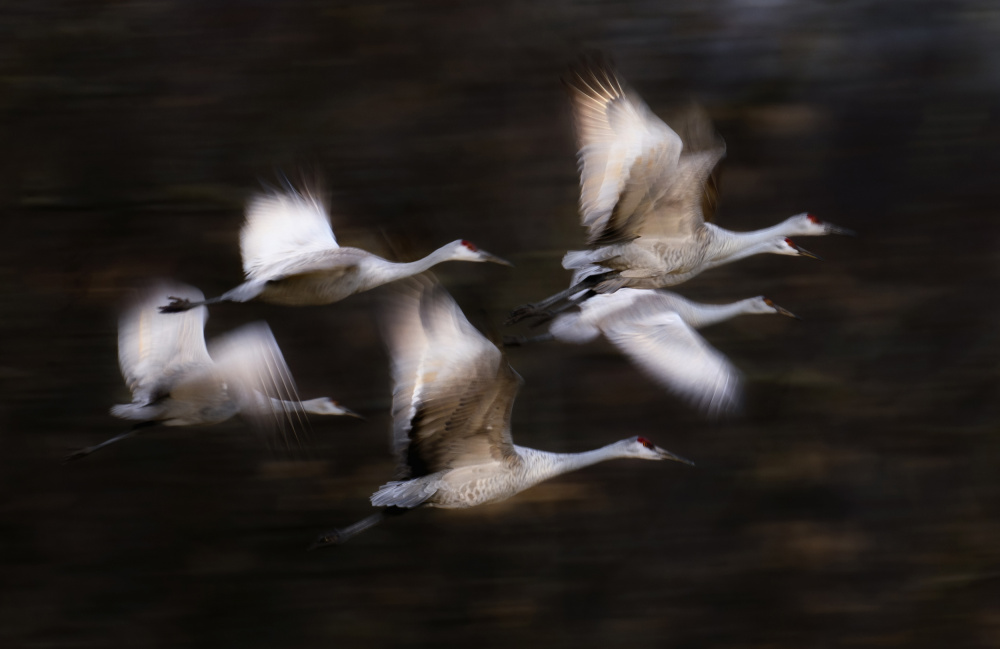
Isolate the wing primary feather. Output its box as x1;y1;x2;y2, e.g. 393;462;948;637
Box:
261;341;306;447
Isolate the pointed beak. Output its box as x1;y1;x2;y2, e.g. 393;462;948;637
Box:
771;303;801;320
824;222;857;237
481;251;514;267
793;243;823;261
656;446;696;466
338;405;365;420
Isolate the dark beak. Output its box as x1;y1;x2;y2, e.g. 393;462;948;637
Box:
482;251;514;267
771;303;801;320
339;406;365;420
794;244;823;261
656;447;696;466
824;222;857;237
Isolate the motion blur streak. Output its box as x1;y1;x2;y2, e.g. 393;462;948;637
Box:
1;1;998;648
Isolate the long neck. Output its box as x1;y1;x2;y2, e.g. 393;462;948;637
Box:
704;220;794;261
248;390;307;412
276;397;332;414
675;298;758;329
362;245;459;289
517;442;632;484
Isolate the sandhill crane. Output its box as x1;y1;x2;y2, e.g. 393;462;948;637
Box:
309;279;692;547
160;186;511;313
506;288;799;416
67;281;359;461
509;235;818;325
509;58;851;321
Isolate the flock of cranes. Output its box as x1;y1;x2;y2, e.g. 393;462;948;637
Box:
69;57;853;546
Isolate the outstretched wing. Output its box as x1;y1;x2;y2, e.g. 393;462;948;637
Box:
240;186;338;281
603;311;742;416
117;280;211;403
207;322;309;446
383;278;520;478
566;59;725;245
565;57;683;245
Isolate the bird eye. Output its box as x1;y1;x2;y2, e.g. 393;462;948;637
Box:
637;437;654;449
461;240;478;251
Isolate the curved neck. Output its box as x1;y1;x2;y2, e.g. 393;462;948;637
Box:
361;245;457;289
677;298;758;329
294;398;331;414
517;441;632;484
704;218;796;261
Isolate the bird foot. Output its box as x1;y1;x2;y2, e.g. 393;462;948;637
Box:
64;447;94;463
308;529;345;550
158;296;194;314
505;304;540;325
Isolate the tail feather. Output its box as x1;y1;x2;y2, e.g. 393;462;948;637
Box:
110;403;161;421
562;249;601;270
370;479;437;508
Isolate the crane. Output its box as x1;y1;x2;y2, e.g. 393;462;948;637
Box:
506;288;799;416
509;57;852;322
67;281;359;461
310;278;692;546
160;186;510;312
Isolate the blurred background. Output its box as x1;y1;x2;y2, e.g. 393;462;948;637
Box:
2;1;999;647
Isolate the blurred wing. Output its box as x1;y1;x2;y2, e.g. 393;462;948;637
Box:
118;281;210;402
667;103;725;225
383;278;520;478
604;312;742;416
240;187;338;281
207;322;308;446
631;145;726;241
565;58;684;245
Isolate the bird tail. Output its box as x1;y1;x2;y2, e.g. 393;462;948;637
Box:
110;403;159;420
370;479;437;508
561;248;600;269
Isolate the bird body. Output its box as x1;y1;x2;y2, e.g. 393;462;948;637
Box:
161;188;509;312
512;288;798;416
372;440;672;509
561;215;844;291
508;59;849;323
68;281;357;460
311;279;691;545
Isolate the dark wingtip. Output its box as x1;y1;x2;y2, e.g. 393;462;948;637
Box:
158;297;193;314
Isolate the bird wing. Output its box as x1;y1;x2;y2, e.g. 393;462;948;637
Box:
117;281;212;403
384;278;520;478
240;187;339;281
603;311;742;416
624;144;726;242
565;58;684;246
206;322;310;446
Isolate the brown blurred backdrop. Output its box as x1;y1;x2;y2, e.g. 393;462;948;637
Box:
1;1;999;647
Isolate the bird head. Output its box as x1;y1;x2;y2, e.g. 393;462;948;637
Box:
624;436;695;464
754;296;801;319
448;240;513;266
786;213;856;237
770;237;822;260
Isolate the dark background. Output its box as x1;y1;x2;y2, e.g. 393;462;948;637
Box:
2;1;999;647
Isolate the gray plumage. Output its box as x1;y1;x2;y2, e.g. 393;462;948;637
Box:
308;278;694;547
560;59;851;291
67;281;357;461
160;187;510;312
